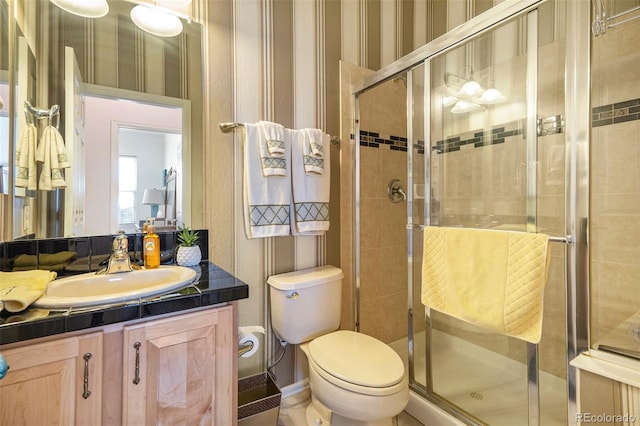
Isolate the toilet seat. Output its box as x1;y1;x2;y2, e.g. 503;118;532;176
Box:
307;330;406;396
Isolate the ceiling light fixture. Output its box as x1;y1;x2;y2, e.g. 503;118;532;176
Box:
457;79;483;98
451;100;481;114
443;70;506;113
50;0;109;18
478;88;506;105
156;0;193;7
130;4;184;38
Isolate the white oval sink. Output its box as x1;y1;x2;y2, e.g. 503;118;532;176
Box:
34;265;197;309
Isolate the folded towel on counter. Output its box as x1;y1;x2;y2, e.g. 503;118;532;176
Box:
12;251;77;272
243;123;291;238
289;129;330;235
302;128;325;175
257;121;287;176
36;125;69;191
15;123;38;191
0;270;57;312
421;227;550;344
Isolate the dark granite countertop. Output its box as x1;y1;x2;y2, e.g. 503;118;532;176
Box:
0;262;249;346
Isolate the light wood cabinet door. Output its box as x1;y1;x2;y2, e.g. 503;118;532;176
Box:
122;306;236;426
0;332;103;426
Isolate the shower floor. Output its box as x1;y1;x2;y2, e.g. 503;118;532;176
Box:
390;330;567;426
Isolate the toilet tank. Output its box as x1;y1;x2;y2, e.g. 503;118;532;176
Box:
267;265;343;345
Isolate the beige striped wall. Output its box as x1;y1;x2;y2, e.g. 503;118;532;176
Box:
198;0;504;383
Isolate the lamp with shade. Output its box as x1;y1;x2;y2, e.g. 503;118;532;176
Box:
142;188;165;218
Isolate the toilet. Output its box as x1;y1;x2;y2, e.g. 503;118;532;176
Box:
267;265;408;426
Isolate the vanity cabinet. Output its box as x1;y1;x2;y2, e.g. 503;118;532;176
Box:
0;332;103;425
0;303;238;426
120;306;237;425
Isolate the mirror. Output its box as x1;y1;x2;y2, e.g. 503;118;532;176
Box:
5;0;203;241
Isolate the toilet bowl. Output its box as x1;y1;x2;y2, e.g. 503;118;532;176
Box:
301;330;408;426
267;266;409;426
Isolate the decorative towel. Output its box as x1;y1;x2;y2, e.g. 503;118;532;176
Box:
258;121;287;176
289;129;330;235
15;123;38;190
302;128;325;175
36;125;69;190
421;227;550;344
0;270;57;312
243;123;291;238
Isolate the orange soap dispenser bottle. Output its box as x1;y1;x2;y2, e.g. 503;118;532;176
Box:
143;224;160;269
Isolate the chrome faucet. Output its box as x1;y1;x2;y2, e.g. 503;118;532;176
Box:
98;230;135;274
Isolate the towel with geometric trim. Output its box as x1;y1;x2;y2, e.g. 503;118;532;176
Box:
289;129;330;235
302;128;325;175
421;227;550;344
258;121;287;177
243;123;291;238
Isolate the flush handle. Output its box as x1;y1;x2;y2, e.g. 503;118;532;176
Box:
286;292;299;300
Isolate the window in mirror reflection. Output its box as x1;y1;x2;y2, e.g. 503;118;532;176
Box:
118;156;138;226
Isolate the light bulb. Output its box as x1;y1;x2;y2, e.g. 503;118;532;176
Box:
478;88;506;104
130;4;183;38
442;96;458;108
451;100;481;114
50;0;109;18
457;80;483;98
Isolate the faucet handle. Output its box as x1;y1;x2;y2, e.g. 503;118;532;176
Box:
113;230;129;252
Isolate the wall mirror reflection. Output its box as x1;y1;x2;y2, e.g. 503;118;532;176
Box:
3;0;202;242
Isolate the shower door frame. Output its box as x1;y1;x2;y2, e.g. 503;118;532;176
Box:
352;0;590;425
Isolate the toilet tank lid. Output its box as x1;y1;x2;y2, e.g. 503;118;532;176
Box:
267;265;343;291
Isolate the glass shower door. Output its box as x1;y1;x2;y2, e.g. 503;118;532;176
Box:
408;6;568;425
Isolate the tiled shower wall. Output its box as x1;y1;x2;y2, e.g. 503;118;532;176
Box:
590;17;640;345
357;78;409;344
354;35;569;381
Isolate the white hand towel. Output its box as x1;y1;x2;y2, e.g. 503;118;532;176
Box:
243;123;291;238
36;128;52;190
289;129;330;235
258;121;286;156
15;123;38;191
37;125;69;190
258;121;287;177
47;125;69;188
302;128;325;175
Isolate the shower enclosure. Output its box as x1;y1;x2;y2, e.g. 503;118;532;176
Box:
349;1;592;424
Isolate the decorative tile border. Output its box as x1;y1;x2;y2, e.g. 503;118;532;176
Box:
357;131;409;152
433;120;525;154
354;95;640;156
592;98;640;127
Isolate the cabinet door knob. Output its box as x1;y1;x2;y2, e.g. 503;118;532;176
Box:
82;353;92;399
133;342;141;385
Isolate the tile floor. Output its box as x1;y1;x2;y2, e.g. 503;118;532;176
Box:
277;394;424;426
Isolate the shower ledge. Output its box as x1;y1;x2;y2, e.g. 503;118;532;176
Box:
571;349;640;388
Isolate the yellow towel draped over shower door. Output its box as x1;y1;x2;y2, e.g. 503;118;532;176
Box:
421;227;551;344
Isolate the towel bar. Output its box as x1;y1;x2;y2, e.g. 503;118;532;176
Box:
409;224;573;244
218;121;341;146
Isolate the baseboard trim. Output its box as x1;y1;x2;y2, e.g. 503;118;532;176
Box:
280;378;310;401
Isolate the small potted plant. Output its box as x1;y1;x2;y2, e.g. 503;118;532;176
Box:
176;225;202;267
